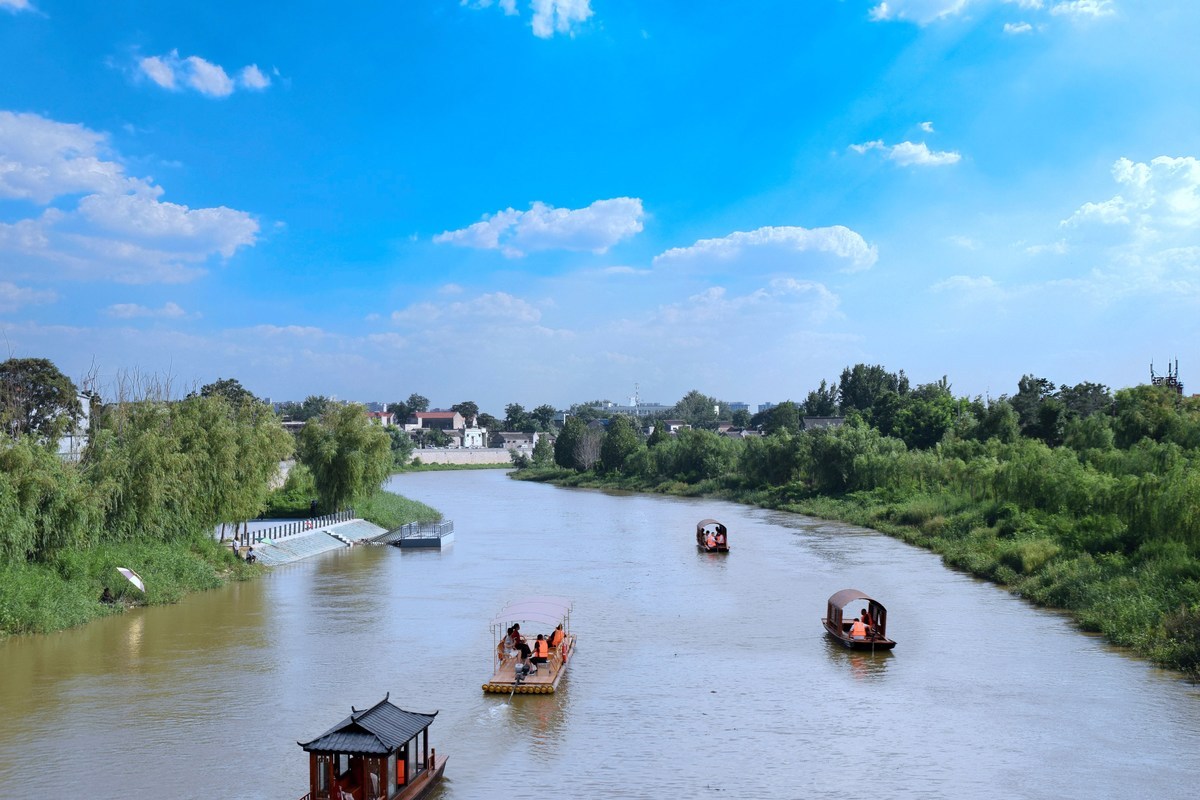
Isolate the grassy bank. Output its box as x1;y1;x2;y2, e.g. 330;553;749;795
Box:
513;466;1200;678
0;486;442;639
0;535;254;636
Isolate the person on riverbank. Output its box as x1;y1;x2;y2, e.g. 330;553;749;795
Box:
100;587;114;604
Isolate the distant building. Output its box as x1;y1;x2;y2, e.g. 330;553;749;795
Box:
366;410;396;426
802;416;845;430
729;402;750;413
588;400;673;417
758;402;777;413
407;411;466;431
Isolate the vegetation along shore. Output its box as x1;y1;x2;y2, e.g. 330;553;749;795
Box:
510;365;1200;678
0;360;435;638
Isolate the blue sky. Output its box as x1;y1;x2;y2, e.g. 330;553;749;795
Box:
1;0;1198;413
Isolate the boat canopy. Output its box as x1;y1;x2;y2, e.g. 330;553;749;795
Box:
490;595;573;629
695;519;726;533
826;588;880;610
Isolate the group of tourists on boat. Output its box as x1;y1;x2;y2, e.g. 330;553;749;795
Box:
498;622;566;674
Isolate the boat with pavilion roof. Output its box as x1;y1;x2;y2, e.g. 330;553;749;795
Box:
297;694;445;800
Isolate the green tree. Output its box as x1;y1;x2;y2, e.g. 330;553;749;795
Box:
599;415;642;474
196;377;258;405
554;416;585;469
504;403;533;432
674;390;720;429
0;358;83;445
387;425;415;466
451;401;479;427
297;403;392;512
731;408;751;427
759;401;801;435
531;434;554;467
531;404;558;431
838;364;908;414
1010;374;1057;434
801;379;839;416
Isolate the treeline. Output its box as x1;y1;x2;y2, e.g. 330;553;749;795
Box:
0;360;403;635
516;364;1200;675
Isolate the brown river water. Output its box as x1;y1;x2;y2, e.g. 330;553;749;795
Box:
2;469;1199;799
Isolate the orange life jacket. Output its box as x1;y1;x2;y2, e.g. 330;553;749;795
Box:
534;639;548;658
549;629;564;648
849;619;867;638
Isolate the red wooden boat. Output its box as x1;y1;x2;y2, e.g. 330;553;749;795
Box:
297;694;446;800
822;589;897;650
696;519;729;552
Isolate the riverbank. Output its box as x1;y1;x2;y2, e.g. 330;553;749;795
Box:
511;465;1200;678
0;487;442;638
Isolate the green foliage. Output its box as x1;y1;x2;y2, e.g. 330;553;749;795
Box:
296;403;392;512
531;434;554;466
598;415;643;474
673;389;720;429
196;377;258;404
554;416;585;470
354;487;442;529
0;357;83;445
838;363;908;414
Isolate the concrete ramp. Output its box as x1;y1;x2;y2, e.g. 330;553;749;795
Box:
250;519;387;566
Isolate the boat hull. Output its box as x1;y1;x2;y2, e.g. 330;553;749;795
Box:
822;619;897;650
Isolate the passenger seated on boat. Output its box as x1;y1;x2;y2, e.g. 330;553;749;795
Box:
849;618;868;639
512;624;531;660
705;531;717;548
715;532;726;546
530;634;550;665
859;609;874;634
548;624;564;649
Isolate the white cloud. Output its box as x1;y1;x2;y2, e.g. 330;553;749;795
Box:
1062;156;1200;234
105;301;191;319
0;112;259;283
464;0;591;38
530;0;593;37
850;139;962;166
462;0;517;14
1050;0;1115;18
1004;0;1044;8
434;197;643;257
0;281;55;312
136;50;271;97
1004;21;1034;33
866;0;970;24
0;0;34;11
931;274;1005;299
392;291;542;325
239;64;271;90
653;225;878;274
919;121;935;133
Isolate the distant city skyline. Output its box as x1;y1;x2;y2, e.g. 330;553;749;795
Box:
2;2;1197;412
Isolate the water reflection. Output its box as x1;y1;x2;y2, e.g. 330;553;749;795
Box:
822;637;894;681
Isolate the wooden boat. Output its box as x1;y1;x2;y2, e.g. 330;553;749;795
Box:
822;589;897;650
696;519;729;552
483;595;576;694
297;693;446;800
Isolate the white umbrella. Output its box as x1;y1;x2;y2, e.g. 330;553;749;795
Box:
116;567;145;593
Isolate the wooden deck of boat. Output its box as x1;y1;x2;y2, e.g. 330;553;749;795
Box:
482;636;575;694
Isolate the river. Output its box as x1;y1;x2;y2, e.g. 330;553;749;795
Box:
1;469;1197;799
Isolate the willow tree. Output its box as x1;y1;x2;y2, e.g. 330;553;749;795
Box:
297;403;392;512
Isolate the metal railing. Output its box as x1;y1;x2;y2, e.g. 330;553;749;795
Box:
386;520;454;542
251;509;355;542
